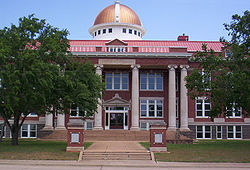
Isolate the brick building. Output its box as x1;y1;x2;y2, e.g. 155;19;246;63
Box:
1;1;249;140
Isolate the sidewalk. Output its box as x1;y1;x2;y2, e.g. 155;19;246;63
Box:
0;159;250;169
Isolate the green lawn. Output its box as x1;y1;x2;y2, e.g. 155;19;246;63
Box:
0;139;93;160
140;140;250;163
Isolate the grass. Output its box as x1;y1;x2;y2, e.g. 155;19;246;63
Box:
0;139;93;160
140;140;250;163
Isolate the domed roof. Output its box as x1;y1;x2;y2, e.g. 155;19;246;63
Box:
93;2;142;26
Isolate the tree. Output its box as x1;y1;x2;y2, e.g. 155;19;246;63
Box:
0;15;104;145
185;10;250;118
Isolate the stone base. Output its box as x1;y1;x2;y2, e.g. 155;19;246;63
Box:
150;147;167;152
179;127;190;132
130;127;140;131
167;127;176;131
42;126;54;131
55;126;67;130
66;146;84;152
93;126;103;130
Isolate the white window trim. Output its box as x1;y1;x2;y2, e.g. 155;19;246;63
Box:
216;125;222;139
227;125;242;139
196;97;210;118
105;72;129;90
0;125;6;138
21;124;37;138
140;73;163;91
226;104;242;118
196;125;212;139
140;99;163;118
140;122;149;130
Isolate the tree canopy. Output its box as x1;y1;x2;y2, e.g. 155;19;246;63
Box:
0;14;104;145
185;10;250;118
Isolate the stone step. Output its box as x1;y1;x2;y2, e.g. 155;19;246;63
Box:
83;152;151;160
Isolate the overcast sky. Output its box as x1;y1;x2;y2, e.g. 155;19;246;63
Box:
0;0;249;41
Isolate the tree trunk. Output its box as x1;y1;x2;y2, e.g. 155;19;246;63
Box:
11;125;19;145
0;122;5;143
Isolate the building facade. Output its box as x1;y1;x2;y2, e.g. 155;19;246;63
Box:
1;1;250;140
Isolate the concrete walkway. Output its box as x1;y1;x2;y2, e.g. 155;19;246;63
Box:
0;160;250;169
85;141;148;153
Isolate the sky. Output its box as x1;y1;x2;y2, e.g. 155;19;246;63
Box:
0;0;249;41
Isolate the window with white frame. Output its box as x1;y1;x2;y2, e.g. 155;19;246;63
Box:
226;103;242;118
70;104;85;117
140;122;149;130
0;124;6;138
216;125;222;139
196;98;211;117
196;125;212;139
202;71;211;90
109;47;126;52
105;73;128;90
140;73;163;90
227;126;242;139
140;99;163;118
21;124;37;138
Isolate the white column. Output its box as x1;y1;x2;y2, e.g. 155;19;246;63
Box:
55;113;66;130
93;64;103;130
43;113;53;130
168;65;177;131
131;64;141;130
180;65;190;131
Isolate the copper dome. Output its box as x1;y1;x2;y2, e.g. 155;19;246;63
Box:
93;4;142;26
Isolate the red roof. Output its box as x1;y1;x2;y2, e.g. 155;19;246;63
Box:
69;40;223;53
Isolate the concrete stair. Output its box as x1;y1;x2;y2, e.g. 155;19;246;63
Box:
39;129;67;141
84;130;149;142
82;152;151;160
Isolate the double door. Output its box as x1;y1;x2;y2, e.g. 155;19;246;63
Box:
110;113;124;129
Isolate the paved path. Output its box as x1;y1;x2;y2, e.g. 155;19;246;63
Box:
85;141;148;153
0;160;250;170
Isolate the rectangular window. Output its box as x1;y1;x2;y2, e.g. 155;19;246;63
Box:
122;28;126;33
105;73;128;90
86;122;93;130
103;29;106;34
70;104;85;117
227;126;242;139
108;28;112;33
21;124;37;138
129;29;132;34
196;98;211;117
0;124;6;138
140;99;163;118
216;126;222;139
196;125;212;139
140;73;163;90
226;103;242;118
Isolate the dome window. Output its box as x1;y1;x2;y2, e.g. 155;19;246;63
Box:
103;29;106;34
129;29;132;34
134;30;137;35
122;28;126;33
98;30;101;35
138;32;141;37
94;32;97;36
108;28;112;33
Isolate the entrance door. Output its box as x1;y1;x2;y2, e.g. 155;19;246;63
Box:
110;113;124;129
